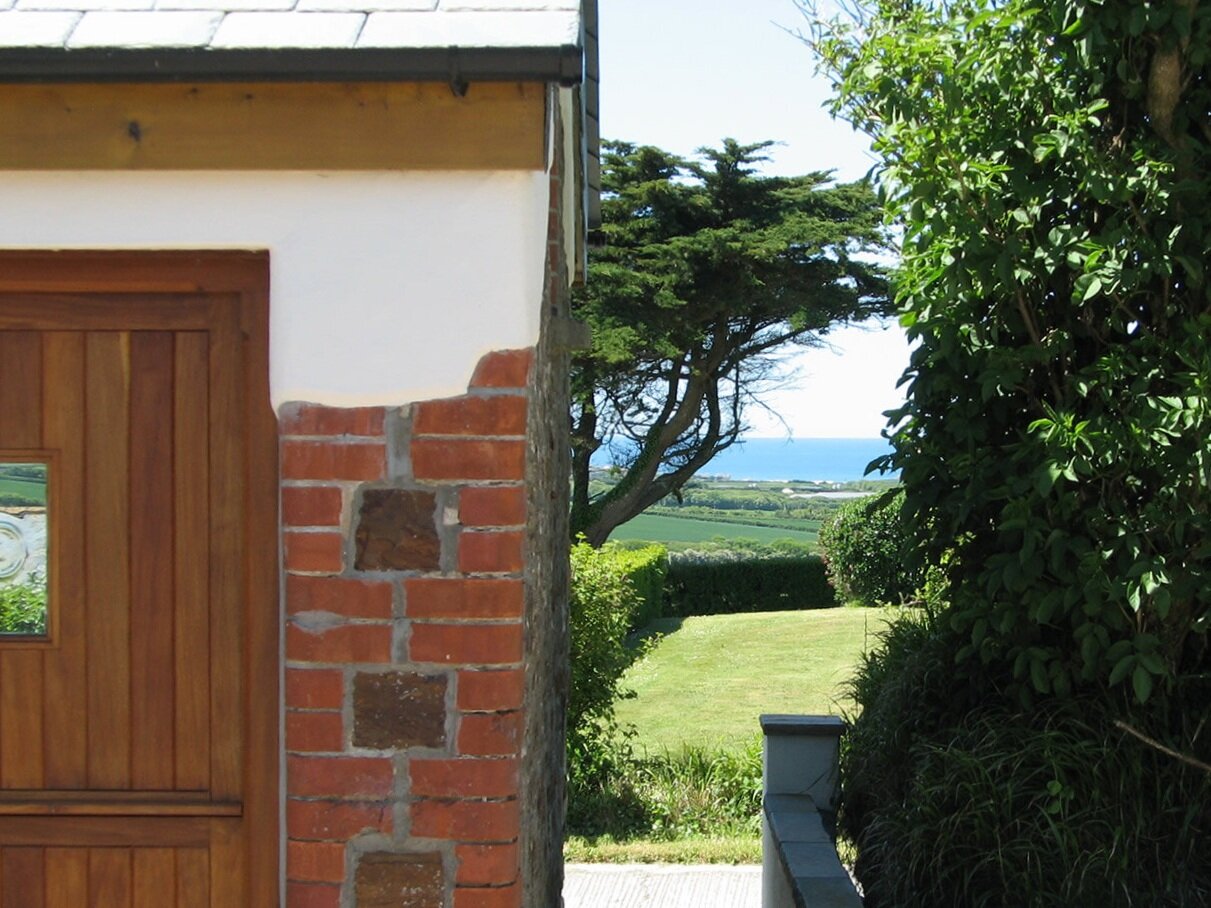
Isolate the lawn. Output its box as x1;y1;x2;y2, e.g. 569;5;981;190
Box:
615;607;893;752
608;512;816;546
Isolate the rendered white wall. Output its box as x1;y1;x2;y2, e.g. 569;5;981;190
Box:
0;171;549;411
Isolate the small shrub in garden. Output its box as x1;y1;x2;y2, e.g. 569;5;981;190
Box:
818;491;921;605
0;574;47;635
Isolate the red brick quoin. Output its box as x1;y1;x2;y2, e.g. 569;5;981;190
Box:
281;348;533;908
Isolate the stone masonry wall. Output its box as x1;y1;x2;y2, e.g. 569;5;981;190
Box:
280;346;537;908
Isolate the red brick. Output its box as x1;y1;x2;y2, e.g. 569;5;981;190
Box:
283;486;344;528
281;405;385;437
287;624;393;665
459;532;524;574
288;575;394;620
406;578;523;620
283;440;386;481
414;395;528;437
470;350;533;388
286;668;346;711
457;670;525;712
456;844;519;887
284;532;344;574
286;881;341;908
288;841;346;883
411;440;525;482
409;623;522;666
410;799;520;842
287;799;393;841
459;486;526;527
288;755;394;799
411;758;519;799
458;712;522;756
287;711;345;753
454;884;521;908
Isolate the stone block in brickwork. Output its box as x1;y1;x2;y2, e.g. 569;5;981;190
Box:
356;852;444;908
354;488;440;571
352;671;447;750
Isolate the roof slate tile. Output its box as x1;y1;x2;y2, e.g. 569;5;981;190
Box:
210;10;364;47
295;0;434;13
157;0;298;12
359;8;577;47
0;10;80;44
18;0;151;10
68;9;222;45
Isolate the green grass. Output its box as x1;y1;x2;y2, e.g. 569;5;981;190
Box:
616;607;893;752
0;477;45;505
564;834;761;864
608;512;816;545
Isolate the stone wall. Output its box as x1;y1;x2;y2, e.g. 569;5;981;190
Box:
281;347;538;908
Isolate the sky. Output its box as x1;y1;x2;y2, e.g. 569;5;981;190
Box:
596;0;912;439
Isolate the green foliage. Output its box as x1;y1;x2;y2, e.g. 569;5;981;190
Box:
818;491;921;605
570;139;891;545
813;0;1211;704
608;544;668;629
0;575;47;636
664;549;835;616
840;612;1211;907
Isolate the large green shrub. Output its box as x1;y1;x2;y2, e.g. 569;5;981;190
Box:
818;491;921;605
664;549;834;616
0;575;47;635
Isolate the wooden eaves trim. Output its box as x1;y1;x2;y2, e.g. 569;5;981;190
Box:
0;80;546;170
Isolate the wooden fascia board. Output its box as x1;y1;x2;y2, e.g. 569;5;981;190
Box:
0;81;546;171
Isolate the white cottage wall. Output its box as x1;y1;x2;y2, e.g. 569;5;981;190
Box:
0;170;549;411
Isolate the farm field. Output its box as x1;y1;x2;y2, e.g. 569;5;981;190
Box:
0;476;46;505
616;607;894;752
607;512;817;545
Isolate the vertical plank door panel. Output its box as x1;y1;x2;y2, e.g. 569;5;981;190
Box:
176;847;210;908
129;333;176;790
89;848;132;908
132;848;175;908
207;302;244;802
85;332;132;790
1;847;44;908
45;848;88;908
41;332;88;789
173;333;210;793
0;331;45;790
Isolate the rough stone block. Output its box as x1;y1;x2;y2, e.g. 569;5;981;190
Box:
355;852;444;908
352;671;447;750
354;488;440;571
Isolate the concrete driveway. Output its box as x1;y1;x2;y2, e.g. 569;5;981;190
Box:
563;863;761;908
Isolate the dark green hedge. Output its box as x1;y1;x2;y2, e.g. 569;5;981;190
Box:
611;545;669;629
664;554;836;616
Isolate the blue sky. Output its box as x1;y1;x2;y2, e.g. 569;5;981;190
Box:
596;0;911;438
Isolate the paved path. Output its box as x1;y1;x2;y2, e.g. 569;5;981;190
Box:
563;864;761;908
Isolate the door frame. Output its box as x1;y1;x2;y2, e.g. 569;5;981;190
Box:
0;250;280;906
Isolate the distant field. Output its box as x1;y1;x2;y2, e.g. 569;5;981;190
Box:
616;608;894;752
608;512;816;545
0;477;45;505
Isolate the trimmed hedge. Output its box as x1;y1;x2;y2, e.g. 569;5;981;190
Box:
818;491;921;606
611;544;669;629
664;553;835;616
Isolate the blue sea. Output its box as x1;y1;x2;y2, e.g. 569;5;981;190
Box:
700;437;897;483
598;437;897;483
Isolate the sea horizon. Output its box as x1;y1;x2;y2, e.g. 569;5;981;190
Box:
597;436;899;484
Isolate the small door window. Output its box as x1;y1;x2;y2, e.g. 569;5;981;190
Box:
0;457;50;638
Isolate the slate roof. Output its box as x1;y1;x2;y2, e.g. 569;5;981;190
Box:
0;1;583;54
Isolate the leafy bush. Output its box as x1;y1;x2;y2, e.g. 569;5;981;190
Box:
840;610;1211;907
664;549;835;616
817;491;921;605
635;739;763;841
609;545;668;630
566;542;651;835
0;575;47;635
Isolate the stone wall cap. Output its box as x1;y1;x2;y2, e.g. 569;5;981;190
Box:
760;714;847;737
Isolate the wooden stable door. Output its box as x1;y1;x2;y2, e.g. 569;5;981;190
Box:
0;254;279;906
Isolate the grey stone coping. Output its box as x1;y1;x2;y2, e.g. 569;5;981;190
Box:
760;714;847;737
764;793;861;908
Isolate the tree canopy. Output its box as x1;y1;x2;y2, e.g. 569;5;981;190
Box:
570;139;891;545
812;0;1211;707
